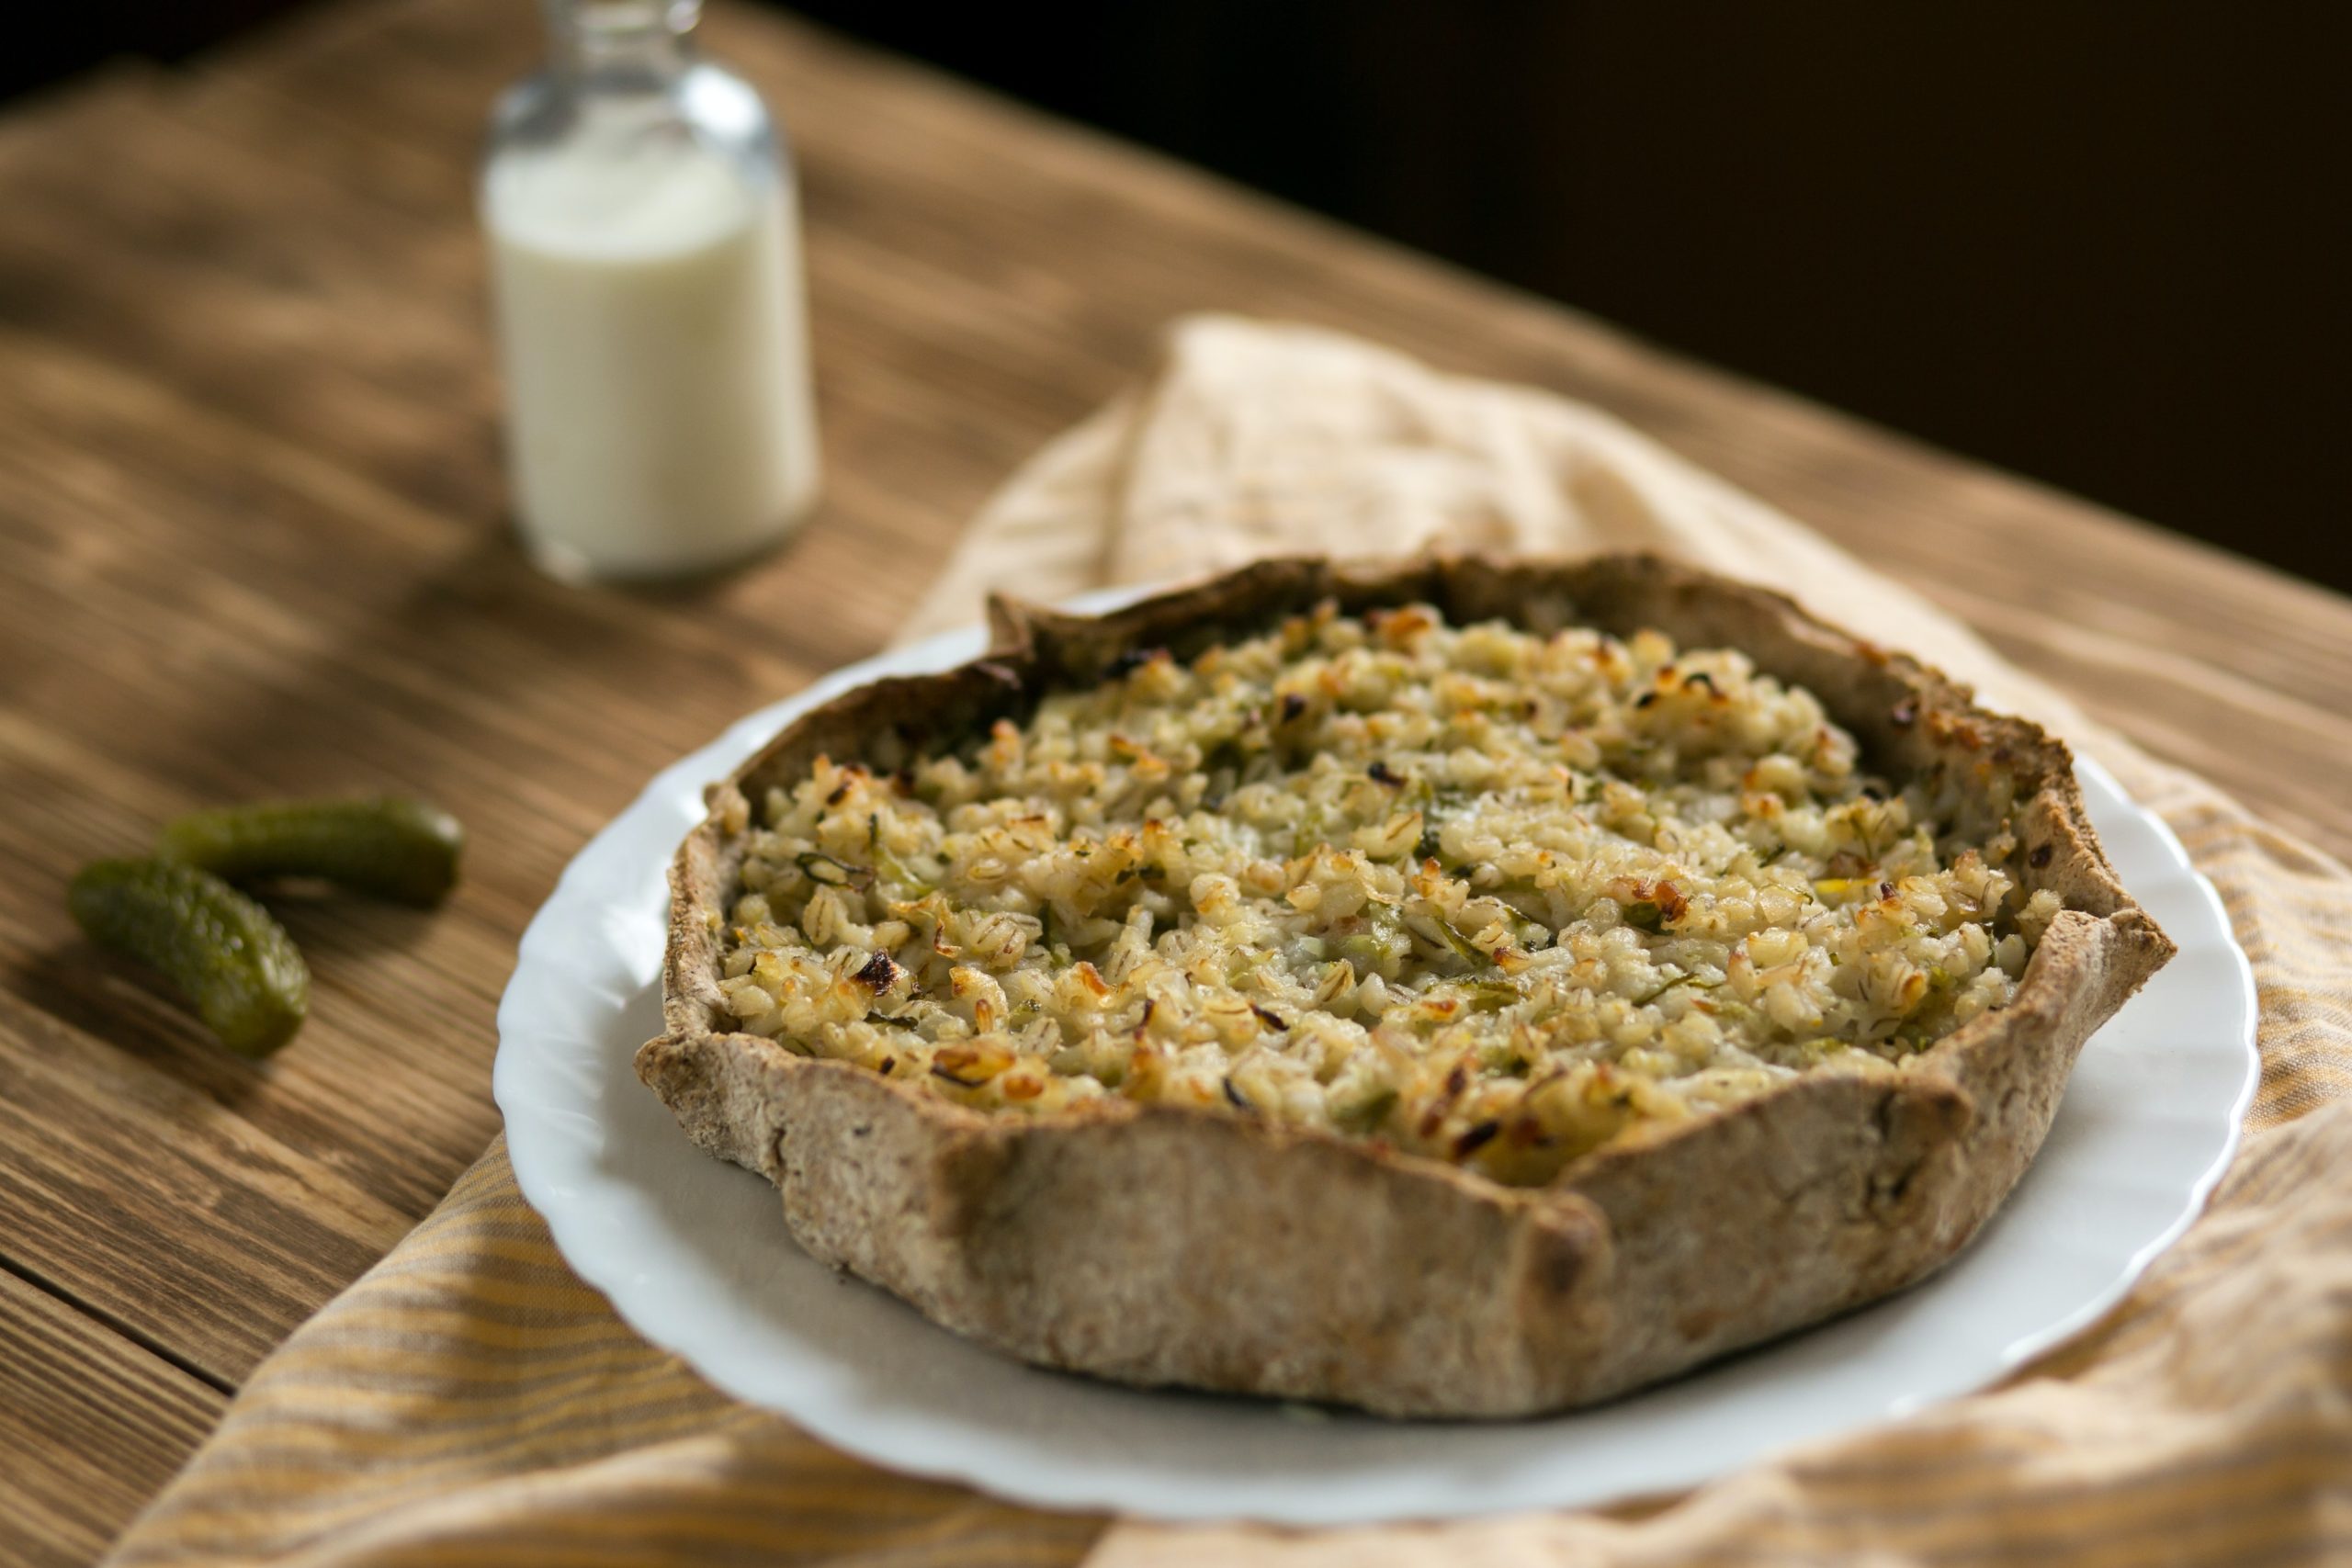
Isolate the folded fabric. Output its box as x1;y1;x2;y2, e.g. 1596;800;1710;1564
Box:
113;317;2352;1568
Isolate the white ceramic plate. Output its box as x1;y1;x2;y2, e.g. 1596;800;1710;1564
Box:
495;603;2257;1528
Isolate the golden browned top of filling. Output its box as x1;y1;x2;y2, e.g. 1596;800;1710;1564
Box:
713;602;2052;1185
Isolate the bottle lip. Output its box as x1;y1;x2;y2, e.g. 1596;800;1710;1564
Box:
542;0;702;39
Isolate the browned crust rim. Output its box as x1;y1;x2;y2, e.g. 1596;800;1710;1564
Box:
637;553;2175;1416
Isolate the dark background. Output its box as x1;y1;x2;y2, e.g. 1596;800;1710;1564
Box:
17;3;2346;591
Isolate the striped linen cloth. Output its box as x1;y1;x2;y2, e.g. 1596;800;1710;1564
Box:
111;318;2352;1567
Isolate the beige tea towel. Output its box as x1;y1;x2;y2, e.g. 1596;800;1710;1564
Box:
112;316;2352;1568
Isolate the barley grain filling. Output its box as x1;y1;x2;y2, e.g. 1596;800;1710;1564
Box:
714;600;2054;1187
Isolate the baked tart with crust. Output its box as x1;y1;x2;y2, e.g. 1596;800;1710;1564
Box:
639;555;2172;1417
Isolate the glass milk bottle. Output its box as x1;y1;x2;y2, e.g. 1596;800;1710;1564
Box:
482;0;820;581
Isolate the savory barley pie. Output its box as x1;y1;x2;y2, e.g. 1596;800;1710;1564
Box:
639;555;2171;1416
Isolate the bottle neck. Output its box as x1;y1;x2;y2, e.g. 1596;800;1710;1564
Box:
544;0;700;87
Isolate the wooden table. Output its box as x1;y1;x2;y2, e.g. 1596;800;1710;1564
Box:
4;1;2349;1560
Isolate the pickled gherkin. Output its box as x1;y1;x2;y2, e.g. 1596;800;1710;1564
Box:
68;858;310;1056
158;796;465;908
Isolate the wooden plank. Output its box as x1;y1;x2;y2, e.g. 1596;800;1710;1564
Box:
0;1267;224;1568
0;987;414;1383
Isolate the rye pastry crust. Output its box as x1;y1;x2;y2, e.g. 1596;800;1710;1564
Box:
638;555;2173;1417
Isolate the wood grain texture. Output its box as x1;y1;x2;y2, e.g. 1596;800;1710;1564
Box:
0;0;2348;1554
0;987;413;1384
0;1268;223;1568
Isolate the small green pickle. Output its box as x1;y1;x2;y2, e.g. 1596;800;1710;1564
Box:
158;796;465;907
69;858;310;1056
